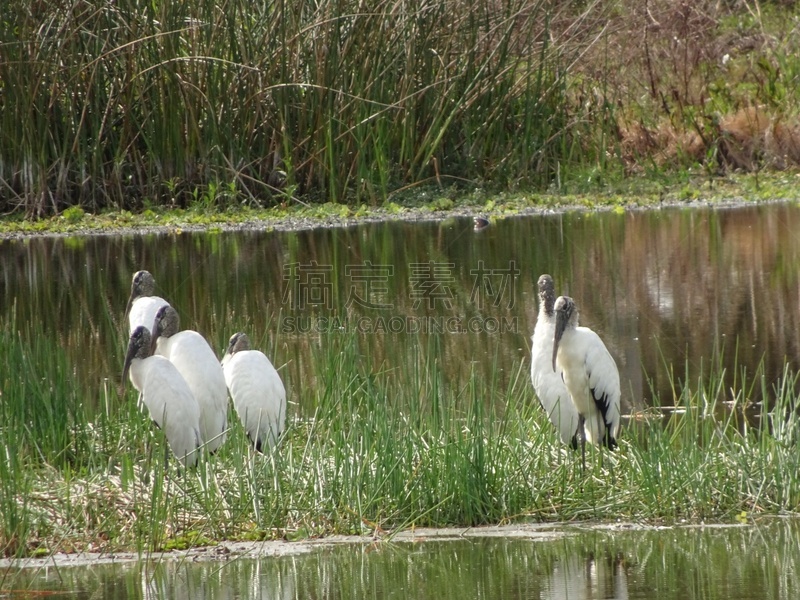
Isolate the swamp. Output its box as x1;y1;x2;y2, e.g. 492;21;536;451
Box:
3;0;800;597
3;205;800;598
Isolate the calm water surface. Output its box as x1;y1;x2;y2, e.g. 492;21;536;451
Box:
2;204;800;415
3;520;799;599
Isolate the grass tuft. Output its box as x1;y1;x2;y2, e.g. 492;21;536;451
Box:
4;317;800;557
0;0;595;215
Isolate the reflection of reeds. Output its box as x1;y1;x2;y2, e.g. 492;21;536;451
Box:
3;206;800;419
6;519;800;596
4;208;800;556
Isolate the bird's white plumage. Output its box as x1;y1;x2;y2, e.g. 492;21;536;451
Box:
553;296;621;449
555;325;621;445
153;307;228;454
125;270;170;335
531;275;580;446
129;296;170;335
124;327;201;468
222;333;286;452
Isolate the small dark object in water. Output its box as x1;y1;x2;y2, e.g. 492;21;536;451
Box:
473;216;490;231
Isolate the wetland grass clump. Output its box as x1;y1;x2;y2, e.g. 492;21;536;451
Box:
4;325;800;557
620;358;800;522
3;0;799;220
0;0;592;216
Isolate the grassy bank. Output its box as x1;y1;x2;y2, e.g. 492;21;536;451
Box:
3;310;800;559
1;0;798;218
2;170;799;239
0;0;580;215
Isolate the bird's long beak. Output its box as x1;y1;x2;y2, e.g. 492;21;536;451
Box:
552;311;567;372
121;340;137;397
221;336;236;366
124;291;135;319
149;324;159;356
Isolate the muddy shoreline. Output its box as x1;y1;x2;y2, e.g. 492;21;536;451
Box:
0;197;779;241
1;521;753;569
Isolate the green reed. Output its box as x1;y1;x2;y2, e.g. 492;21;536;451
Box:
0;0;596;215
4;316;800;557
0;305;90;467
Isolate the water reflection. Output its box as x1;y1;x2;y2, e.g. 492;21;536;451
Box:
3;520;800;599
545;552;628;599
2;204;800;415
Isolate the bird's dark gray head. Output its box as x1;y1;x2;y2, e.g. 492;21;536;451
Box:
155;304;179;334
226;332;251;355
554;295;578;326
131;270;156;299
552;296;578;371
537;274;556;315
125;270;156;317
129;325;152;358
151;305;180;352
122;325;152;394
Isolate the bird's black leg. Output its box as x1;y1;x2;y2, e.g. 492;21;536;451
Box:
597;414;605;469
578;414;586;474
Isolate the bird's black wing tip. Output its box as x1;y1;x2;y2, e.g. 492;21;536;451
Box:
591;386;613;421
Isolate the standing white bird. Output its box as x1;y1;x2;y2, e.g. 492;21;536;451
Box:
531;274;580;448
221;332;286;453
125;270;170;335
552;295;621;469
151;305;228;454
122;326;202;469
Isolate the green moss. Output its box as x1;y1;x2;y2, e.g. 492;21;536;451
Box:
431;197;455;211
61;207;85;224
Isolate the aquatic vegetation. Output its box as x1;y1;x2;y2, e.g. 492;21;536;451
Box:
0;0;579;215
4;205;800;559
3;311;800;558
1;171;800;238
3;0;799;218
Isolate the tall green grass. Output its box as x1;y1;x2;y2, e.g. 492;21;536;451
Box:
4;317;800;558
0;0;599;216
0;304;90;466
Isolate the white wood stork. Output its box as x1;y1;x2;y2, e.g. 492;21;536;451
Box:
221;332;286;453
122;326;202;469
151;305;228;454
552;295;621;469
531;274;580;447
125;270;170;335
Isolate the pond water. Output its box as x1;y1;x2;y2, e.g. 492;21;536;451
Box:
3;205;800;597
2;203;800;416
3;520;799;599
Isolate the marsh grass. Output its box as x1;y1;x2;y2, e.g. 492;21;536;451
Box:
0;0;598;216
4;317;800;558
3;1;799;219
